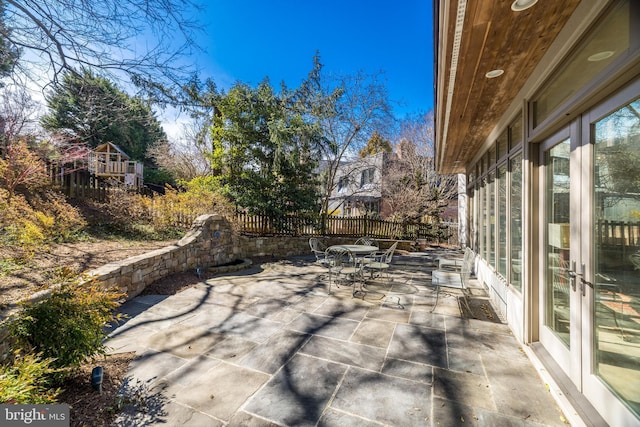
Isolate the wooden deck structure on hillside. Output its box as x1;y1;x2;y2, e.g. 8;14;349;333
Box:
87;142;143;188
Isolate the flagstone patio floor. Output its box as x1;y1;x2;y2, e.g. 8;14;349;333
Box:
106;249;570;426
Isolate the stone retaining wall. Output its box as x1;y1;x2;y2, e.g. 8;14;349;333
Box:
87;214;237;300
8;214;419;307
88;216;418;301
86;214;346;300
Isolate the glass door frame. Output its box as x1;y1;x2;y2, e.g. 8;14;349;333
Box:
537;78;640;426
538;121;584;388
579;78;640;427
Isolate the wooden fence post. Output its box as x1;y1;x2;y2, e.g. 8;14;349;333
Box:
321;213;327;235
364;212;368;236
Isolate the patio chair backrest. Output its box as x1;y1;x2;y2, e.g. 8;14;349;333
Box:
460;247;474;288
309;237;329;263
309;237;326;253
382;241;398;264
630;251;640;270
328;248;354;271
354;236;379;247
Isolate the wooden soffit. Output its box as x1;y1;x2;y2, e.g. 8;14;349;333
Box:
435;0;581;173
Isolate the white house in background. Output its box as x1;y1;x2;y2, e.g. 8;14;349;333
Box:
327;152;388;217
434;0;640;425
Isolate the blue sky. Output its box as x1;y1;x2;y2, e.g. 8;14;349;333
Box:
191;0;434;118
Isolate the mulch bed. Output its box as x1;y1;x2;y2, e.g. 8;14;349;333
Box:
57;352;136;427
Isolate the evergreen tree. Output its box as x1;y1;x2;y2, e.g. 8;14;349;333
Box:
208;77;322;220
40;70;167;178
359;131;392;157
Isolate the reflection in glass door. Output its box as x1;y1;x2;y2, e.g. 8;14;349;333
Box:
545;139;572;347
592;97;640;418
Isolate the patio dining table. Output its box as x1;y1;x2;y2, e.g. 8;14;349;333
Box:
327;244;378;255
325;245;378;297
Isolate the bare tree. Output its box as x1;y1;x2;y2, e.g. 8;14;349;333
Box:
0;85;42;152
383;112;458;222
0;84;93;177
3;0;202;93
0;138;48;201
149;118;213;182
316;69;395;215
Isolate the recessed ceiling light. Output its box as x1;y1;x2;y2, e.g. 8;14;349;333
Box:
485;69;504;79
588;51;614;62
511;0;538;12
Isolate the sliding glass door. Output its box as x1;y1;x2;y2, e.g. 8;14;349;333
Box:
583;91;640;424
540;127;582;383
538;84;640;425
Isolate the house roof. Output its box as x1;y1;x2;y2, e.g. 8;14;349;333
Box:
434;0;580;173
93;142;131;159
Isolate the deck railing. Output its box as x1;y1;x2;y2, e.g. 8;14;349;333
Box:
596;219;640;249
87;153;143;178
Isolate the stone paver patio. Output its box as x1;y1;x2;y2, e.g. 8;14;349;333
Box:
106;249;568;426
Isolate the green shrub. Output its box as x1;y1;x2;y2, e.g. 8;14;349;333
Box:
28;190;87;242
0;258;23;277
0;188;87;251
99;182;236;236
8;278;125;375
6;218;46;247
0;351;60;404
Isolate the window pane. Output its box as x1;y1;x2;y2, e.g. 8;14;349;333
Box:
479;179;486;258
510;154;523;292
470;186;477;252
593;96;640;417
360;168;375;187
497;164;507;276
510;113;523;149
488;172;495;266
545;139;571;348
488;146;496;168
533;0;630;127
497;130;508;160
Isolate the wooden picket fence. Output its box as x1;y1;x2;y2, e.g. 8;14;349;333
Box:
47;167;458;243
235;212;458;243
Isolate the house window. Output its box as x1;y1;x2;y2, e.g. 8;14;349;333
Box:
487;172;495;266
488;146;496;168
469;112;524;290
360;168;375;187
338;177;349;192
497;164;507;277
510;113;523;150
363;200;380;214
510;153;523;292
479;179;486;258
344;200;353;217
532;0;630;128
497;129;508;161
469;185;477;253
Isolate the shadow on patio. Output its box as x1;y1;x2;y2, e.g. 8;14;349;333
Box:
106;248;568;426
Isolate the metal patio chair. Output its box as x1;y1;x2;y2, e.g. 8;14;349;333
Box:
363;241;398;284
431;247;474;314
309;237;332;266
326;247;365;297
354;236;379;248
